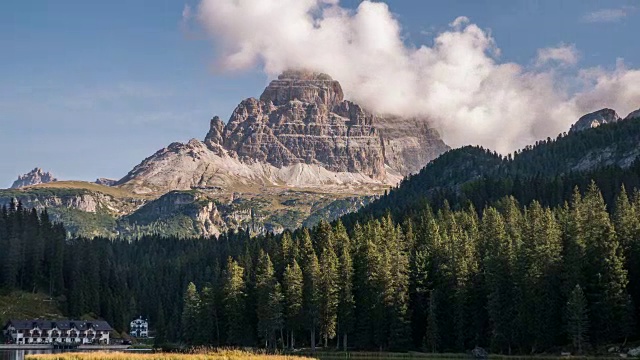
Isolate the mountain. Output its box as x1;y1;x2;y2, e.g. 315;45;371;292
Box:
569;108;621;133
117;70;448;194
11;168;57;189
346;106;640;225
0;70;448;237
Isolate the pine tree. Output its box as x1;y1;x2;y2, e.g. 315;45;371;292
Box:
582;182;629;344
256;251;283;348
518;201;562;352
181;282;201;344
314;220;334;253
268;282;285;348
482;207;515;354
566;285;589;354
424;289;439;353
283;260;303;349
222;257;246;346
409;211;440;349
300;229;320;350
318;245;339;348
336;236;355;350
200;285;221;345
388;222;411;351
616;187;640;336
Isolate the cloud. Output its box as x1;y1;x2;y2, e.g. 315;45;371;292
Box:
193;0;640;154
582;7;631;23
182;4;192;20
536;44;579;67
574;59;640;116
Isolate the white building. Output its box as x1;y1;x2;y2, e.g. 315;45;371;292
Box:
2;320;112;345
129;317;149;338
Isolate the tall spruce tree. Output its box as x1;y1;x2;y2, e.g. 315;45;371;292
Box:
300;229;320;350
582;182;628;345
222;257;246;346
336;234;355;350
482;207;516;354
283;260;304;349
566;285;589;354
256;251;283;348
181;282;201;344
318;245;339;348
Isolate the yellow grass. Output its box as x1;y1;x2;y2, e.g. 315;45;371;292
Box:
28;181;151;199
26;350;316;360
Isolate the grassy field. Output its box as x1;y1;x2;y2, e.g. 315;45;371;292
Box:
294;352;624;360
0;291;64;326
27;181;150;199
26;350;315;360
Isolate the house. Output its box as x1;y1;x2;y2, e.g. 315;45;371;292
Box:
2;319;112;345
129;317;149;338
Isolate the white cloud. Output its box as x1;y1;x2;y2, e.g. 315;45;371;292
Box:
582;7;630;23
182;4;192;20
536;44;579;67
194;0;640;154
574;59;640;116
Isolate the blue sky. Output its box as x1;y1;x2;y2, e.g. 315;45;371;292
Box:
1;0;639;187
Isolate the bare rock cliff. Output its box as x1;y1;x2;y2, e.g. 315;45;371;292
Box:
11;168;58;189
570;108;621;133
121;70;449;194
205;70;386;179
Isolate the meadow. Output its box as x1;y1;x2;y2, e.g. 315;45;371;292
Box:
25;350;315;360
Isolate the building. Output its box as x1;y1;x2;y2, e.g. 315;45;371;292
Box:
2;320;112;345
129;317;149;338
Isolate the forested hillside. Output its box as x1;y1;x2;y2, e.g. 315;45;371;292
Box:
347;116;640;226
1;182;640;354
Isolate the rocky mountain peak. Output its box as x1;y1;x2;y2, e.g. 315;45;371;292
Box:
11;168;57;189
624;108;640;121
119;70;449;194
259;69;344;108
570;108;621;133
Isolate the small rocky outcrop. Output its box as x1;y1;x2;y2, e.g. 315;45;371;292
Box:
11;168;57;189
95;178;118;186
570;108;621;133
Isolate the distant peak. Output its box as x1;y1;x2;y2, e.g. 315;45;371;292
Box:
570;108;621;133
11;168;58;189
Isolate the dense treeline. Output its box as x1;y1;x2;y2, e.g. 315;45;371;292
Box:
0;200;66;294
349;117;640;227
2;182;640;354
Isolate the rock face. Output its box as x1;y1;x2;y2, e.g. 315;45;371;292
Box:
570;108;621;133
376;115;449;175
117;138;397;194
120;70;449;194
259;70;343;107
11;168;57;189
205;70;386;180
